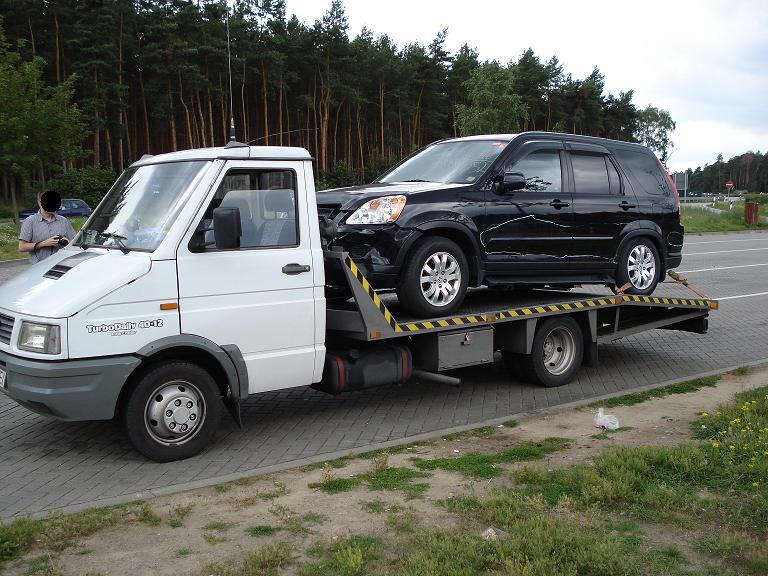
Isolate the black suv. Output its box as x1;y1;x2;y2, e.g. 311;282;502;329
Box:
318;132;683;317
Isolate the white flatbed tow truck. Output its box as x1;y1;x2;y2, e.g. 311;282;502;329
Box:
0;143;717;461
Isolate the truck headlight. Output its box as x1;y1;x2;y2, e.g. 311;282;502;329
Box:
346;195;407;225
18;322;61;354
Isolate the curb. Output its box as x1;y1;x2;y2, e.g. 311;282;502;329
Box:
0;259;26;269
13;357;768;521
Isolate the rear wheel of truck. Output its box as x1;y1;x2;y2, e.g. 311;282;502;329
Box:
517;316;583;387
123;361;222;462
397;237;468;318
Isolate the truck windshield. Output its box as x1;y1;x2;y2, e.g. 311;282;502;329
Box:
75;161;209;252
378;140;509;184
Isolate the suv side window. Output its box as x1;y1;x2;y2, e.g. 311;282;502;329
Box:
571;152;611;194
194;169;298;251
614;149;670;196
507;149;562;193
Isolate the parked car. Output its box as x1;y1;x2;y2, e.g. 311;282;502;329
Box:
19;198;92;219
317;132;683;317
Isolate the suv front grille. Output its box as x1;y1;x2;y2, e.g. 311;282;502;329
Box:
317;205;341;220
0;313;14;345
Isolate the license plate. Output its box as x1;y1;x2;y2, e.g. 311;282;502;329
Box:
0;367;6;389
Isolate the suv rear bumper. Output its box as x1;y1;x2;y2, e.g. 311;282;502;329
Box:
0;350;139;421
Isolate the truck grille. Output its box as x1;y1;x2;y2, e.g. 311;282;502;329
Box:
0;313;14;345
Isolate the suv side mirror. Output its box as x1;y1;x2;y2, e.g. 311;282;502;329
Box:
213;206;242;249
495;171;527;194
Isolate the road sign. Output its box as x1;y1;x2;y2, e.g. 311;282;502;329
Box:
726;180;734;189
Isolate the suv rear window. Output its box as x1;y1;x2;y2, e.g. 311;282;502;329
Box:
614;149;670;196
571;153;610;194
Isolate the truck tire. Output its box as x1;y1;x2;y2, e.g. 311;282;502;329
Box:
518;316;583;387
397;237;468;317
615;238;661;295
123;361;222;462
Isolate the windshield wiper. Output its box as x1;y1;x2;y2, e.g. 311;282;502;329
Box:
79;229;130;255
402;179;431;182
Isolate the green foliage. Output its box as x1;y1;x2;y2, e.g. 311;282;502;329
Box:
46;166;116;208
299;536;379;576
682;204;768;232
245;525;280;537
635;106;676;162
586;376;720;409
412;437;570;478
309;477;361;494
456;62;525;135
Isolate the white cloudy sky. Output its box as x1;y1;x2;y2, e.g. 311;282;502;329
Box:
284;0;767;172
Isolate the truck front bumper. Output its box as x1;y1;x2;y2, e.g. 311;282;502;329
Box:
0;349;140;421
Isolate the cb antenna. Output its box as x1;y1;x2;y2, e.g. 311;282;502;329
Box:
224;2;239;145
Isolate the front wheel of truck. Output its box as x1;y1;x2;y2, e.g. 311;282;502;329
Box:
123;361;222;462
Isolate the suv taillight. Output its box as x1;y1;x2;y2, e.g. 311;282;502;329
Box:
658;159;681;214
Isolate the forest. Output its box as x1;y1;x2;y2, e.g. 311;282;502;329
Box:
686;152;768;195
1;0;685;212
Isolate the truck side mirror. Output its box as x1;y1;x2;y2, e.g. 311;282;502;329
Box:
494;171;527;194
213;206;242;249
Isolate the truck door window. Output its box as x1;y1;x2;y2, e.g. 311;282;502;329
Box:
194;169;299;251
572;153;610;194
506;150;562;193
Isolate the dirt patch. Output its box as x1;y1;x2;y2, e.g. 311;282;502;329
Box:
5;367;766;576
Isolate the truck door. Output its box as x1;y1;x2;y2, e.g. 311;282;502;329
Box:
176;160;318;393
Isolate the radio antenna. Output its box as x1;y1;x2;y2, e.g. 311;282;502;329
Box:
225;2;236;142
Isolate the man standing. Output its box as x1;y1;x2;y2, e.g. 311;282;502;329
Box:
18;190;76;264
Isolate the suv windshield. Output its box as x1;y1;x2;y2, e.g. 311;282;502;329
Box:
75;161;208;252
378;140;509;184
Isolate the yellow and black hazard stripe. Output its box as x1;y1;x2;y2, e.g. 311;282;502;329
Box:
344;256;402;333
621;294;718;310
399;313;495;333
496;297;618;320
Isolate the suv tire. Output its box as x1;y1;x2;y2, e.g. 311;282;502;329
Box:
397;237;468;317
615;238;662;295
123;361;222;462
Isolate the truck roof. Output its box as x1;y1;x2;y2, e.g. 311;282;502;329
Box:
131;143;312;167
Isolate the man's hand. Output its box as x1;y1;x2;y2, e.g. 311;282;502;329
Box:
37;236;62;249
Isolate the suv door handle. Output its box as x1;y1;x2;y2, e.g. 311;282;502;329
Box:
549;199;570;209
619;201;636;210
282;263;311;275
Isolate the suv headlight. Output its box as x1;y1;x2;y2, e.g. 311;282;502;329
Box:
346;195;407;225
18;322;61;354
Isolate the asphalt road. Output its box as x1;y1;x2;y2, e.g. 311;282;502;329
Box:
1;230;768;518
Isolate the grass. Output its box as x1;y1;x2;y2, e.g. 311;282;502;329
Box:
299;535;379;576
356;441;431;460
681;204;767;233
586;375;720;409
411;437;571;479
591;426;634;440
134;502;161;527
167;504;193;528
245;525;280;537
309;464;431;499
502;419;519;428
268;504;327;536
441;426;496;441
0;217;88;261
176;548;191;558
309;477;362;494
204;542;293;576
693;532;768;575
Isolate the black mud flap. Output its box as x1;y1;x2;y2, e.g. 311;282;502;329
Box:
223;393;243;429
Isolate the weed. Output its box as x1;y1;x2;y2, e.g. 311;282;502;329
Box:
731;366;753;376
384;508;419;534
233;477;254;487
302;457;350;471
591;426;634;440
357;441;430;460
214;484;230;494
309;477;362;494
694;532;768;574
269;503;327;535
412;437;571;478
260;478;289;501
176;548;191;558
25;554;61;576
243;542;293;572
134;502;161;527
365;466;431;499
203;521;231;532
502;419;519;428
203;532;225;546
442;426;495;441
587;376;720;409
167;504;193;528
246;524;280;537
299;536;379;576
369;451;390;474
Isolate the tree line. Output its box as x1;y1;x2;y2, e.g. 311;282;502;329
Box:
686;152;768;195
0;0;677;212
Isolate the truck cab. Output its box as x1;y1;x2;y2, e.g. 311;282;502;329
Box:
0;144;327;461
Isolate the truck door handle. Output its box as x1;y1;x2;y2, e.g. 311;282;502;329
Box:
619;201;636;210
282;263;311;275
549;199;570;209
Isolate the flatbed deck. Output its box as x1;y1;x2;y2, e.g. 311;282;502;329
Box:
324;250;717;343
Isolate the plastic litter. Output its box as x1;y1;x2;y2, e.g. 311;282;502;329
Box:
594;407;620;430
